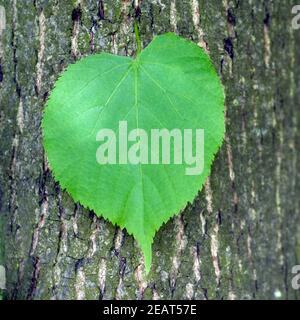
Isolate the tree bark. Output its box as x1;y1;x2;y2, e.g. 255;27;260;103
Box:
0;0;300;300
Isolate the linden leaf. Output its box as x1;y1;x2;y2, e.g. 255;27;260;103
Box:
42;33;225;273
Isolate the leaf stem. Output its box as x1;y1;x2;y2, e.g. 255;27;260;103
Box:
134;20;142;55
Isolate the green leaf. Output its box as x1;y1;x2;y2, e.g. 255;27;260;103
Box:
42;33;225;273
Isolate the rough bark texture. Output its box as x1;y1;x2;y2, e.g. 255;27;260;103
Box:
0;0;300;300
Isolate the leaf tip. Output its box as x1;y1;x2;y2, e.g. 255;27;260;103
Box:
141;241;152;275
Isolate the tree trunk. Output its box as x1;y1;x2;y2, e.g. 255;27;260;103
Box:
0;0;299;300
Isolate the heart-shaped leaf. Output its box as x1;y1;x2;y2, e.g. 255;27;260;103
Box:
42;33;225;273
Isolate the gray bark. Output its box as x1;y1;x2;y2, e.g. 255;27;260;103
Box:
0;0;300;300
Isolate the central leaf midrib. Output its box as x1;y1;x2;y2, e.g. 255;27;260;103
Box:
133;63;147;240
